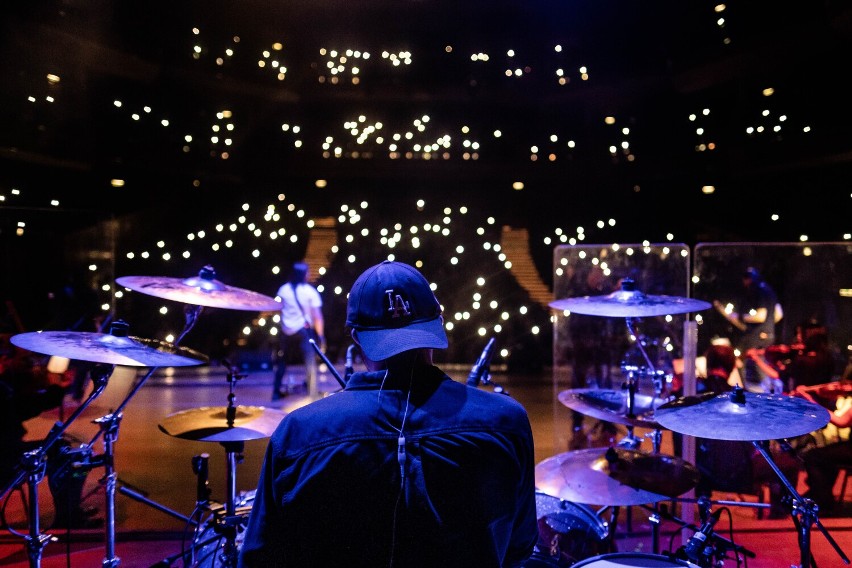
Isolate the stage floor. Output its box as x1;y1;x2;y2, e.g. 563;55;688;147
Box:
2;364;851;567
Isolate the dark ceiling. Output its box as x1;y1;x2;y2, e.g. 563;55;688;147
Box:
1;1;852;241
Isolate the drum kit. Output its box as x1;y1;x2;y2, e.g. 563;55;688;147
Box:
540;279;847;568
3;269;849;568
0;265;286;568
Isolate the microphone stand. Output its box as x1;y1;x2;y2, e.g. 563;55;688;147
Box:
650;499;757;566
344;343;356;384
309;339;346;388
467;337;509;395
0;364;112;568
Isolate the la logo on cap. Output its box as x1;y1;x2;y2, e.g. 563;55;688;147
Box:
385;289;411;319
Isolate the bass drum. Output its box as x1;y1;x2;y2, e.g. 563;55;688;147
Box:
573;552;699;567
192;489;255;567
527;491;613;567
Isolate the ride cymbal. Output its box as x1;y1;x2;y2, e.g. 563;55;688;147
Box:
654;386;831;441
558;388;667;430
159;405;287;443
549;278;711;318
11;329;208;367
116;265;282;311
535;446;700;506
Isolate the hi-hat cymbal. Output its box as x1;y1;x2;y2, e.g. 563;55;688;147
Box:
654;387;831;441
549;278;711;318
11;330;208;367
159;405;287;443
535;447;700;506
116;265;282;311
558;388;667;430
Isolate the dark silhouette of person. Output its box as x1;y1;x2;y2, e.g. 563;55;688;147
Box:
44;271;105;402
0;335;100;528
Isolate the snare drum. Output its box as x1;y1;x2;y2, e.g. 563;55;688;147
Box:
192;489;255;567
530;491;612;567
573;552;699;567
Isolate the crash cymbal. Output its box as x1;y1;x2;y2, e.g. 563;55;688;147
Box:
535;447;700;506
159;405;287;443
116;265;282;311
549;278;711;318
10;329;208;367
558;388;667;430
654;386;831;441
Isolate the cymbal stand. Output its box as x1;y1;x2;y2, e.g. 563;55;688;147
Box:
0;364;112;568
79;309;204;568
646;428;663;455
206;440;246;568
623;318;667;397
619;318;667;454
616;364;642;450
751;438;850;568
189;364;247;568
222;362;246;522
621;317;670;553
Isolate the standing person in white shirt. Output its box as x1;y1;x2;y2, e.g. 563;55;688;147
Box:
272;262;324;400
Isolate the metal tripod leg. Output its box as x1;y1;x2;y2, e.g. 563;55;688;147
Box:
1;368;112;568
22;460;50;568
208;441;245;568
752;440;850;568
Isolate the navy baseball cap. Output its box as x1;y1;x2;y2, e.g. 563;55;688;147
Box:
346;260;448;361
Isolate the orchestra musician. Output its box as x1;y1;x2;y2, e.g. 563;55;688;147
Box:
674;342;800;518
794;383;852;516
0;334;101;528
712;267;783;391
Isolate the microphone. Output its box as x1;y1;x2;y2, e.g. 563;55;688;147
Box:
192;453;211;504
345;344;356;383
467;337;496;387
678;508;722;564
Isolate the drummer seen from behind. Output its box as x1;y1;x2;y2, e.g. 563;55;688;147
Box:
238;260;539;567
712;266;783;392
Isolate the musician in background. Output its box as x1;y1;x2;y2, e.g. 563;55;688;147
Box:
271;261;325;400
566;265;621;449
794;385;852;516
712;267;783;391
0;334;100;528
744;318;839;394
686;341;799;519
44;270;105;402
671;341;742;396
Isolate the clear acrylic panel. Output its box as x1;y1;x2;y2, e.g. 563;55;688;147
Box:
550;243;695;454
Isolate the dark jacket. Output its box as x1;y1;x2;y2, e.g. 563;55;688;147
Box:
239;365;538;567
